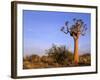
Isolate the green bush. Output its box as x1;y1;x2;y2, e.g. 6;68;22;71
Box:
46;44;73;65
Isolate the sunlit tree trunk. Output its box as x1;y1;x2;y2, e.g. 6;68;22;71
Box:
74;39;79;64
61;18;87;65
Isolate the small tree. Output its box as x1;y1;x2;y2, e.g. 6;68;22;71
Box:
61;18;87;64
46;44;73;65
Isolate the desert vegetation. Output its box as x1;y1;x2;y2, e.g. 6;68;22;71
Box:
23;44;91;69
23;18;90;69
61;18;87;64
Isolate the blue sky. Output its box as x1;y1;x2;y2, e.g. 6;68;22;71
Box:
23;10;91;56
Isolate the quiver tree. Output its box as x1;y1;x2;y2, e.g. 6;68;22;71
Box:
61;18;87;64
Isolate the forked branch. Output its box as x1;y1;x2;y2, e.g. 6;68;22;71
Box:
61;18;87;39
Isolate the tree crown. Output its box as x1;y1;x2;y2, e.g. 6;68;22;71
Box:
61;18;87;40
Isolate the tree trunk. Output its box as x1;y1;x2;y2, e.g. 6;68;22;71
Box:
74;39;79;64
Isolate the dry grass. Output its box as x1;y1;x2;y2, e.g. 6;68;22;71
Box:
23;45;91;69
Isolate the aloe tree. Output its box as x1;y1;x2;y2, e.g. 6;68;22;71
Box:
61;18;87;64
